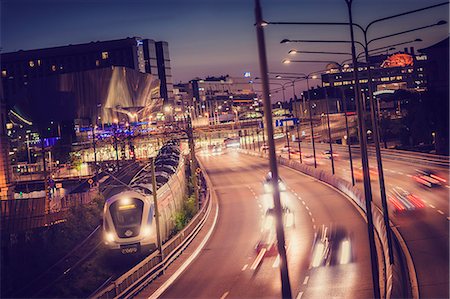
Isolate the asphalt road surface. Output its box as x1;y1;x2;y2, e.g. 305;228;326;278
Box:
160;150;374;298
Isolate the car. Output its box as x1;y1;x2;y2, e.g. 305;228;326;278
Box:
388;187;425;215
322;150;339;159
280;145;291;153
353;167;378;182
263;172;286;193
224;137;240;148
412;169;446;188
260;144;269;152
310;225;352;268
211;145;223;155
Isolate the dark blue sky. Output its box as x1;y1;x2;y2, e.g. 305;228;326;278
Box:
2;0;448;98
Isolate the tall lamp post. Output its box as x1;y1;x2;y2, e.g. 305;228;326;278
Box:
278;13;446;271
254;1;292;297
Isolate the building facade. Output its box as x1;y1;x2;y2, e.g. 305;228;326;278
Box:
1;37;174;109
189;75;260;126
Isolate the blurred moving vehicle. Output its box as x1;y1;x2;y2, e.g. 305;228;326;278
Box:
255;207;294;257
303;154;322;166
321;150;339;159
310;225;352;268
412;169;446;188
263;172;286;193
224;137;240;148
388;187;425;215
210;145;223;155
260;144;269;152
354;167;378;182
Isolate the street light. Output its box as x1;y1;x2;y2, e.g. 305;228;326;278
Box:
254;1;292;297
266;4;448;297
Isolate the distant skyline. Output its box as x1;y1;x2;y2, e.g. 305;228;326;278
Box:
2;0;448;100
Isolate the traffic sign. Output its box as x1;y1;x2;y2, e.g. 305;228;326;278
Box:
88;178;94;185
196;168;201;174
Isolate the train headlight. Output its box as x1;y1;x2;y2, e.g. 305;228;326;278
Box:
105;232;115;243
120;197;132;206
142;226;152;237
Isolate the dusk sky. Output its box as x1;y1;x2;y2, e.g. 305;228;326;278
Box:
2;0;448;100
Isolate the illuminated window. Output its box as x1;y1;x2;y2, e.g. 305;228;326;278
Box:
1;70;6;77
396;76;403;80
37;59;41;66
333;82;342;86
323;82;330;87
51;65;56;71
95;60;100;66
381;77;390;82
102;52;109;59
359;79;368;83
29;61;35;67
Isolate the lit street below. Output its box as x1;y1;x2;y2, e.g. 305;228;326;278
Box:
155;150;374;298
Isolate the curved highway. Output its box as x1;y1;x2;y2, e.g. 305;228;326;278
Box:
273;132;449;299
156;150;375;298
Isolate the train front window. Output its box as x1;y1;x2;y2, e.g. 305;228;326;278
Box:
110;198;144;228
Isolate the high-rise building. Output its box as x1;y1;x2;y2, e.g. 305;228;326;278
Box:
1;37;173;109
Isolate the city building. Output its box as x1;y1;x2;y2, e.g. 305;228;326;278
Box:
1;37;173;109
189;75;260;126
293;48;428;118
418;37;449;154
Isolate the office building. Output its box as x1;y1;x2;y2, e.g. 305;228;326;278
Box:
1;37;174;110
188;75;260;126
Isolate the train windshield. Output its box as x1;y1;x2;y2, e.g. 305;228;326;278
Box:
110;198;144;228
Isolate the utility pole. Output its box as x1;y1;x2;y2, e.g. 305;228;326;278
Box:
40;130;50;213
340;88;355;185
285;124;291;160
92;125;98;184
151;157;163;260
187;116;200;210
345;0;380;297
255;0;292;298
324;88;335;174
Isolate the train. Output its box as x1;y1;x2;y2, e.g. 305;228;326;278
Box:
102;140;186;254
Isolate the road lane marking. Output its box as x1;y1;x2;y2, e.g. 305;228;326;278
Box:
301;201;306;205
308;211;312;216
272;255;280;268
313;225;316;230
220;291;229;299
429;204;436;209
303;276;309;285
311;217;315;223
437;210;444;215
305;206;310;211
296;292;304;299
241;264;248;271
251;248;266;270
406;174;412;177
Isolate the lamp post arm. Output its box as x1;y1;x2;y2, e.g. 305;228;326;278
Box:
365;1;449;33
367;23;444;47
268;21;365;34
